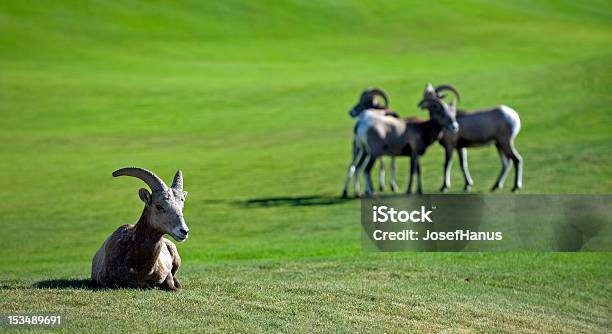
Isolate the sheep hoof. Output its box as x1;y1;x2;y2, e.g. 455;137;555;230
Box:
354;193;361;199
464;184;472;192
491;185;500;192
173;277;182;289
512;186;521;193
440;186;449;193
341;190;349;199
379;185;385;192
391;185;398;193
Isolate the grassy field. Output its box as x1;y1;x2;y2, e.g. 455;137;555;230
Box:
1;0;611;332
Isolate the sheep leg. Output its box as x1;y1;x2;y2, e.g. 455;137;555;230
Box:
342;141;359;197
440;147;453;192
378;158;386;192
406;153;418;195
415;156;423;195
363;155;376;197
160;273;179;291
165;239;182;288
458;148;473;191
342;146;363;198
390;157;398;192
173;276;182;289
491;144;511;191
353;151;368;198
508;143;523;192
406;159;414;194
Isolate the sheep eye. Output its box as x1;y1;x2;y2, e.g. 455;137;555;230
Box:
155;205;164;211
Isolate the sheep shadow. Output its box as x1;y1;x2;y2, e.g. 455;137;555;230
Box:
227;193;441;208
32;280;184;292
33;279;100;290
237;195;353;208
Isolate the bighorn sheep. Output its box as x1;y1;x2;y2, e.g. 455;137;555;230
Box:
342;84;459;196
422;85;523;192
343;88;399;198
92;167;189;291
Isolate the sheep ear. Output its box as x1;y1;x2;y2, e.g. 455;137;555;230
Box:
139;188;152;205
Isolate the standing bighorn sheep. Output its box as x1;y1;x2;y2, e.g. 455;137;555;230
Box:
343;88;399;198
92;167;189;291
342;84;459;197
425;85;523;192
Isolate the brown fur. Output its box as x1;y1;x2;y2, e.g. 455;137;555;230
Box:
343;86;456;197
402;118;444;156
91;206;182;291
349;112;448;195
438;106;523;192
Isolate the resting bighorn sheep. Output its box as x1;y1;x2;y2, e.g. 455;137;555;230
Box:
343;88;399;198
424;85;523;192
92;167;189;291
343;84;459;196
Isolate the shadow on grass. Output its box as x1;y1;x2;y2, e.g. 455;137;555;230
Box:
205;193;435;208
33;279;100;290
237;195;353;207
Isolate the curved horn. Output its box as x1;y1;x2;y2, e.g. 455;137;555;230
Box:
435;85;460;102
112;167;168;193
171;170;183;191
367;88;389;108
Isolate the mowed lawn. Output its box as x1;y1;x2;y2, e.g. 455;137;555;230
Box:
1;1;611;332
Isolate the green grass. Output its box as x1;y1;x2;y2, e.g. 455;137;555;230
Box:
0;0;611;332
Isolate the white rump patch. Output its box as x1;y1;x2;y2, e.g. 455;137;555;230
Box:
500;105;521;139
